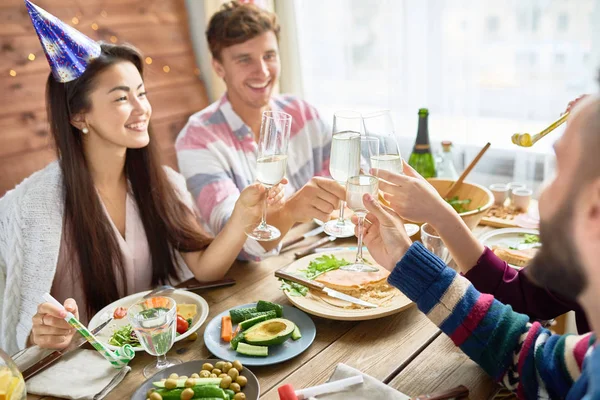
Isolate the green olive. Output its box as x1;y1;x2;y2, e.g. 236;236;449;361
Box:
164;378;178;389
147;388;156;397
212;368;222;376
220;375;233;389
215;361;226;370
169;373;179;380
233;360;243;372
210;373;218;378
190;373;200;379
184;378;196;388
149;392;163;400
202;363;214;371
234;393;246;400
222;362;232;373
199;370;211;378
230;382;241;393
236;375;248;387
180;388;194;400
219;373;228;379
187;332;198;341
228;368;239;381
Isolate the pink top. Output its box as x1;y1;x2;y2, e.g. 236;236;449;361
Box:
51;172;195;324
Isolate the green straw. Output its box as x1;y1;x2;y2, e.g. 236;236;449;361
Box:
43;293;134;369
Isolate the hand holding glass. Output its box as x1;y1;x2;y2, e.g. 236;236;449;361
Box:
341;136;380;273
247;111;292;241
128;296;180;378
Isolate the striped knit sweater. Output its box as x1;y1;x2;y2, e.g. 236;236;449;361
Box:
388;242;598;400
176;94;330;261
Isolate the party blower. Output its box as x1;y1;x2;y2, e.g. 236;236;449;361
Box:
42;293;134;369
278;375;363;400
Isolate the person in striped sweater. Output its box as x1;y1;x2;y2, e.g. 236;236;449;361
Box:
358;93;600;398
177;2;342;261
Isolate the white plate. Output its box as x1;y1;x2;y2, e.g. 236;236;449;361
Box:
88;289;209;352
479;228;540;268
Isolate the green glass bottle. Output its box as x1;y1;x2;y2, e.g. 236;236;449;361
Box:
408;108;437;178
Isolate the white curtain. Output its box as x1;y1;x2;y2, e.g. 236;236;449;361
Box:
292;0;600;194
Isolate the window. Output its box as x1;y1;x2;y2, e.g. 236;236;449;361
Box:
557;13;569;32
294;0;600;187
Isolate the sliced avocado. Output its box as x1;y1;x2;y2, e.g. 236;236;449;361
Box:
291;324;302;340
243;318;295;346
236;342;268;357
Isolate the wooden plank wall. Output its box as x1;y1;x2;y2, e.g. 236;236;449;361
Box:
0;0;209;196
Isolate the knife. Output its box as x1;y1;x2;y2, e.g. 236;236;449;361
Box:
281;226;325;250
294;235;337;259
22;317;114;380
275;270;378;308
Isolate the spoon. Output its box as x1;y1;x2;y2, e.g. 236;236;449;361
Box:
511;112;569;147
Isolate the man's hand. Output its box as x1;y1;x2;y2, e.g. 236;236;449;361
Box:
284;177;345;223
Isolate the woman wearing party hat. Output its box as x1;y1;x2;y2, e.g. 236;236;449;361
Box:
0;1;286;354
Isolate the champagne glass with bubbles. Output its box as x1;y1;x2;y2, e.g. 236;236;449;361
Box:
246;111;292;241
128;296;180;378
324;111;363;238
341;136;380;273
363;110;403;174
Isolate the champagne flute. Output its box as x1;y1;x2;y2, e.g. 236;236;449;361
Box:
324;110;363;238
363;110;403;174
341;136;380;273
246;110;292;241
128;296;180;378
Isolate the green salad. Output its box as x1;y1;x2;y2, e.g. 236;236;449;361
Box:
108;324;141;347
445;196;472;213
279;255;350;297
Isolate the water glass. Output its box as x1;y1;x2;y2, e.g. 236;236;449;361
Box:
420;223;453;266
128;296;180;378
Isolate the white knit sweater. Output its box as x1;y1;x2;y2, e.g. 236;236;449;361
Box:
0;161;194;355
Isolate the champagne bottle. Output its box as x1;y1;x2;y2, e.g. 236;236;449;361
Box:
408;108;437;178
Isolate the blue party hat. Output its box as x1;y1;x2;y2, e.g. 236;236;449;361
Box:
25;0;101;82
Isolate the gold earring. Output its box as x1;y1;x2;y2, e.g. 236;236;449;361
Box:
82;127;89;134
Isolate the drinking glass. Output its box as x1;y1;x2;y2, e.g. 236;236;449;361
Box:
324;110;363;238
421;223;453;266
341;136;380;273
363;110;403;174
246;111;292;241
128;296;180;378
0;348;25;400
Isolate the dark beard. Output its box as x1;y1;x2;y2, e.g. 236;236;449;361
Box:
526;206;587;301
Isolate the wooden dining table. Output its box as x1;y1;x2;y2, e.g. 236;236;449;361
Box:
27;222;501;400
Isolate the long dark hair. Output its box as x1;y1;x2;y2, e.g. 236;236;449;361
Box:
46;43;211;317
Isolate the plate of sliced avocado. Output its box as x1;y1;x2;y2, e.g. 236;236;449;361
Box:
204;301;316;366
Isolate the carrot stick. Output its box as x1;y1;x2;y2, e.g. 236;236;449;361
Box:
221;315;233;342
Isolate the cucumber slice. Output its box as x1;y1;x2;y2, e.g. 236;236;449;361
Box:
239;311;276;330
229;307;257;323
256;300;284;317
152;377;221;388
236;342;268;357
291;324;302;340
230;331;245;350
